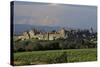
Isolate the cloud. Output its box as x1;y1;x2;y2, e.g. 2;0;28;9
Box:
14;2;64;25
14;15;59;26
40;16;59;26
14;1;97;30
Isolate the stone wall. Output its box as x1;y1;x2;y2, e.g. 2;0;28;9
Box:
16;28;68;40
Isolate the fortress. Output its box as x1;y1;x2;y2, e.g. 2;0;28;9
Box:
17;28;68;40
15;27;97;44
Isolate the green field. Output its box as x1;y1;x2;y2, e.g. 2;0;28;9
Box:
13;48;97;66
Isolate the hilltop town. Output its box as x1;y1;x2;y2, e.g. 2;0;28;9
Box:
14;27;97;43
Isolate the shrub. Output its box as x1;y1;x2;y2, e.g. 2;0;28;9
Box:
13;38;97;52
46;52;68;63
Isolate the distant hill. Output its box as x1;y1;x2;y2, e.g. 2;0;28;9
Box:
14;24;61;34
14;24;97;35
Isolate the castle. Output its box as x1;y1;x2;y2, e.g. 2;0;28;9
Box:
17;28;68;40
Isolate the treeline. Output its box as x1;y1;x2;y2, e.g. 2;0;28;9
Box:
13;38;97;52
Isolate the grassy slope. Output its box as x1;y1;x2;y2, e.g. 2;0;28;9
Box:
14;48;97;65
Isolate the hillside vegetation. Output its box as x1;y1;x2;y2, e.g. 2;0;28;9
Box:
14;48;97;66
14;39;97;52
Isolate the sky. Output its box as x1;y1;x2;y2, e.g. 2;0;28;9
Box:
14;1;97;30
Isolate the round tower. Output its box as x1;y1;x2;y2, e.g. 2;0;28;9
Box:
59;28;66;38
28;30;35;38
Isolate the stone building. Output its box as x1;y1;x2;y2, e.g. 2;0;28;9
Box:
17;28;68;40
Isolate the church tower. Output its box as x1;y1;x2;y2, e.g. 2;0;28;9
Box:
28;29;36;38
90;27;94;33
59;28;66;38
